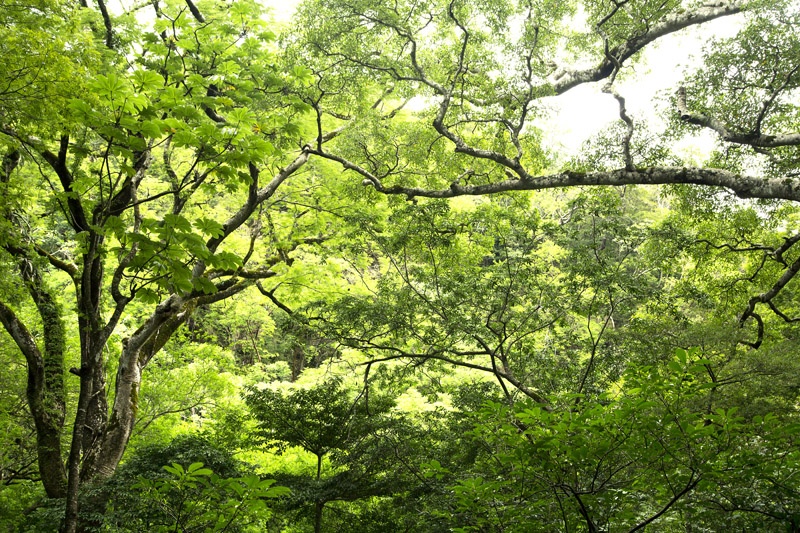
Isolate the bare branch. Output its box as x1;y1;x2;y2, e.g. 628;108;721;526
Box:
552;1;746;93
677;86;800;148
184;0;205;22
605;86;635;170
343;165;800;203
95;0;114;49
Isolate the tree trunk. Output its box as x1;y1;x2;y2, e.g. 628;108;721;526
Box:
91;305;191;480
63;361;96;533
0;257;68;499
64;239;108;533
27;273;68;498
0;301;67;498
314;500;324;533
314;454;324;532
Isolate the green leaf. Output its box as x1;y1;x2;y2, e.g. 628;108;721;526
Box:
105;216;125;238
228;107;255;126
187;462;213;476
196;218;225;238
264;484;291;498
193;277;217;294
139;120;162;139
136;288;161;304
290;65;314;85
68;99;94;119
163;213;193;233
172;130;198;147
163;463;185;476
170;265;194;293
92;72;129;100
132;69;164;91
211;251;242;270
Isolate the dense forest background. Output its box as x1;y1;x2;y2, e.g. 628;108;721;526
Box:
1;0;800;530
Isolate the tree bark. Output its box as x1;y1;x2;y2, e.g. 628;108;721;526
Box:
0;151;68;498
348;165;800;204
0;300;67;499
24;262;69;498
314;500;324;533
85;305;190;481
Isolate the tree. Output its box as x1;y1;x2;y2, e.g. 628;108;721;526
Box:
295;0;797;198
289;0;800;350
2;0;800;529
125;463;287;533
442;349;800;532
281;2;800;526
320;190;676;404
79;435;287;532
0;0;330;530
246;378;420;533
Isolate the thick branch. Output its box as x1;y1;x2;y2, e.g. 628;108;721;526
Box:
552;2;745;94
95;0;114;49
0;298;68;499
39;136;90;232
106;149;152;218
205;151;310;255
628;474;700;532
677;86;800;147
606;86;634;170
0;149;20;183
0;301;42;370
677;87;800;148
184;0;205;22
351;166;800;203
740;254;800;329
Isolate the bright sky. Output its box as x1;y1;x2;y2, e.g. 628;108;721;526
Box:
541;13;745;158
271;0;299;20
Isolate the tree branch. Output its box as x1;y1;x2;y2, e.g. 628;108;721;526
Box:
0;149;20;183
552;1;746;93
39;136;90;232
739;253;800;343
95;0;114;49
628;473;700;532
348;166;800;203
184;0;205;22
677;86;800;148
0;301;42;369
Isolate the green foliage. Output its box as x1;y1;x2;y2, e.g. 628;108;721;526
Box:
245;377;444;531
130;341;240;446
71;435;285;532
321;189;685;400
246;377;360;461
127;462;288;532
2;0;800;530
0;481;42;532
446;348;800;532
0;336;37;485
0;0;101;132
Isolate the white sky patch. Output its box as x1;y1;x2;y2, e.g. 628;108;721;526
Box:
269;0;302;22
539;12;747;159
